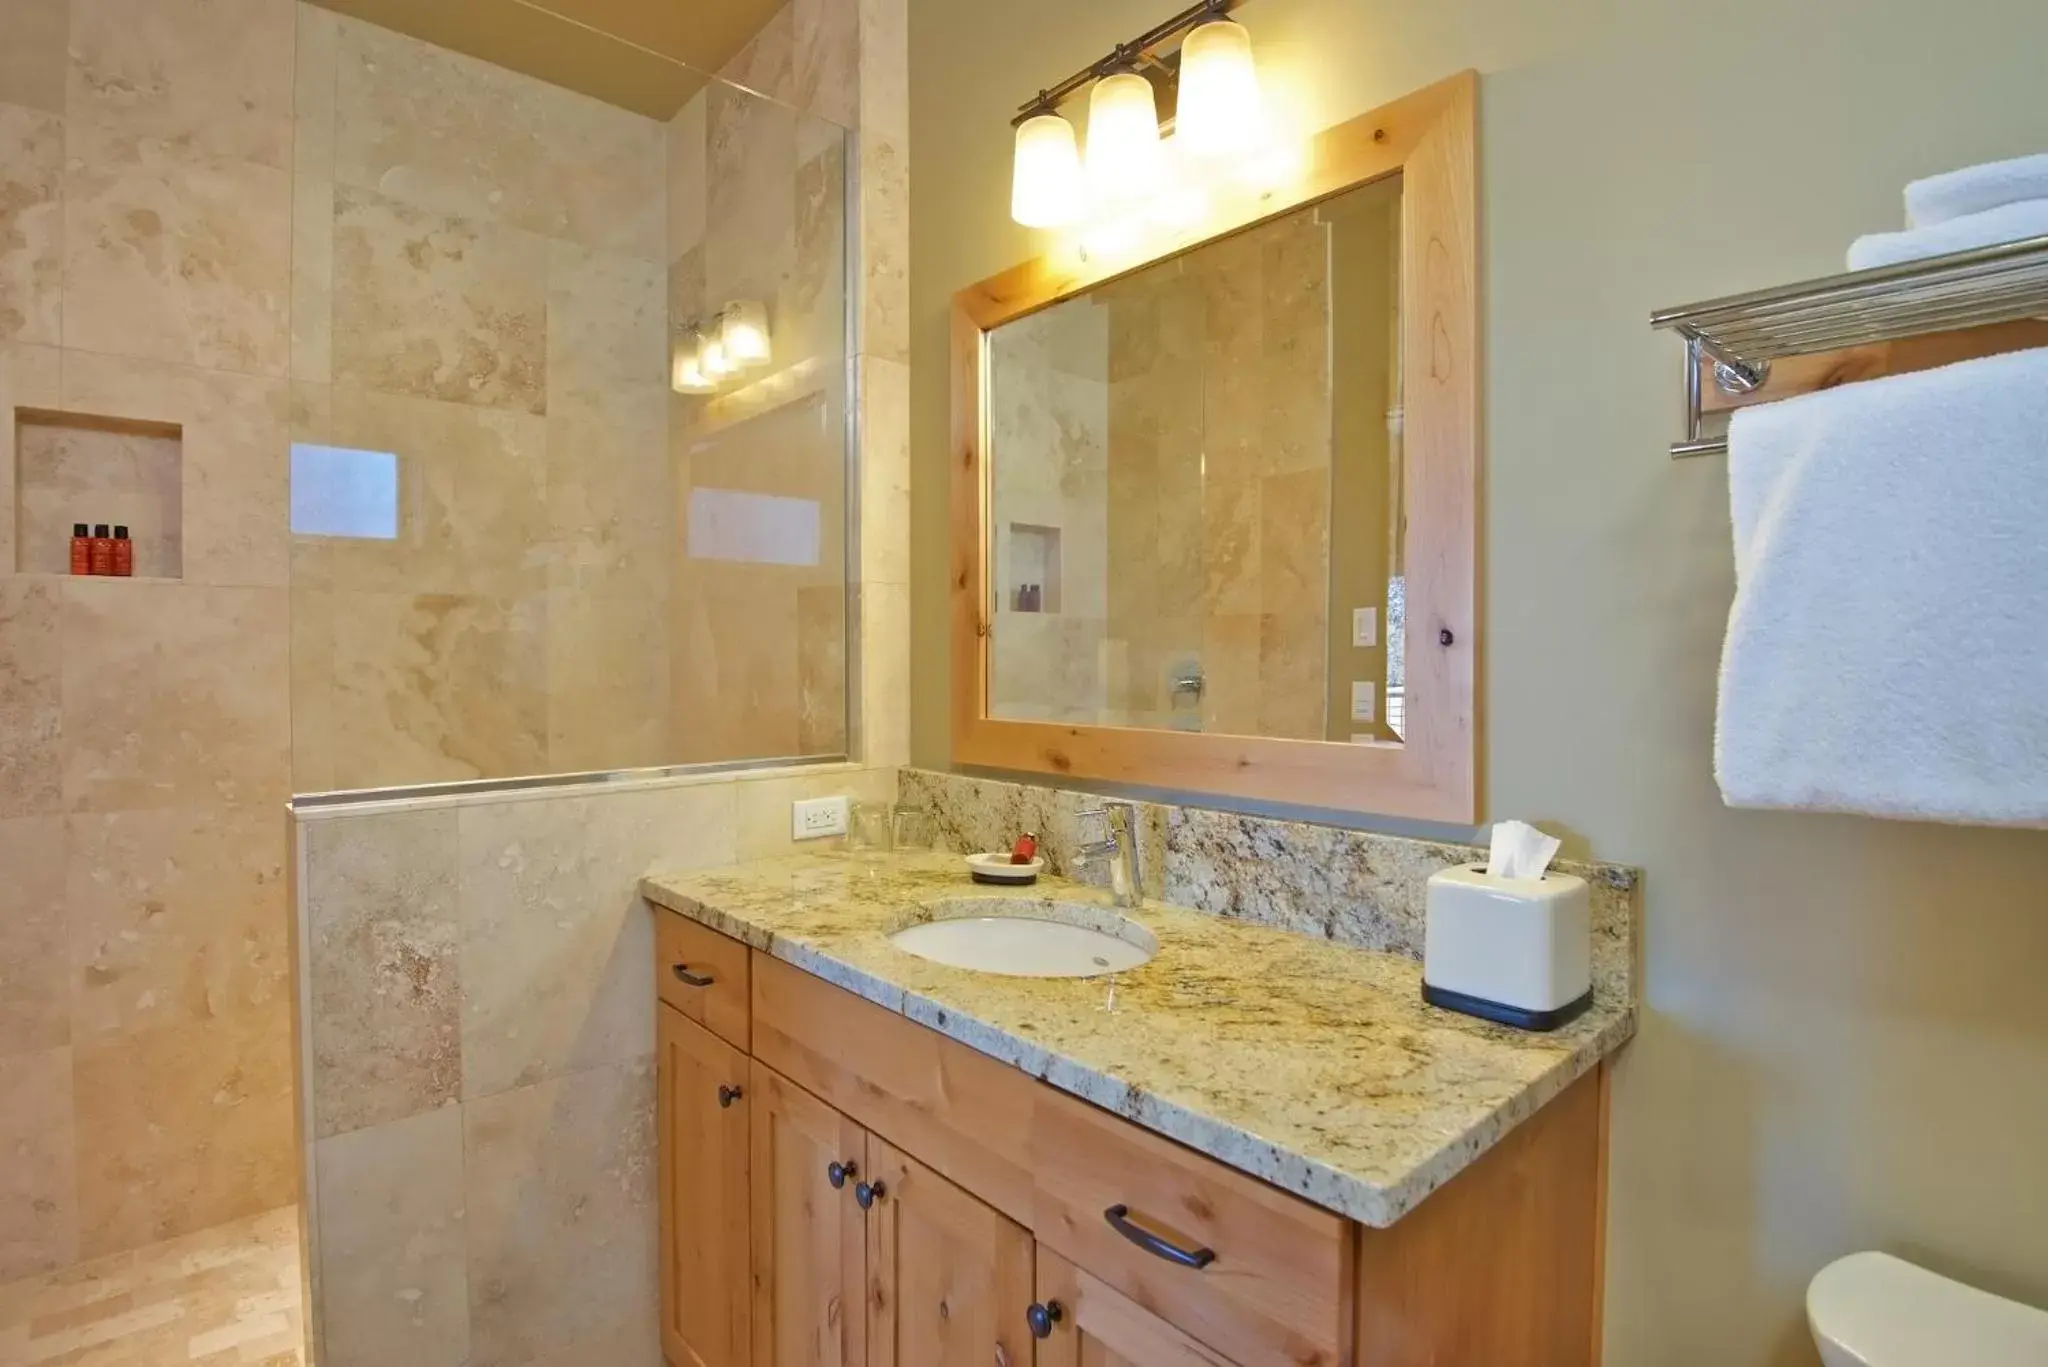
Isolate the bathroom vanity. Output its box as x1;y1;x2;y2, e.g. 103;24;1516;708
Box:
641;849;1632;1367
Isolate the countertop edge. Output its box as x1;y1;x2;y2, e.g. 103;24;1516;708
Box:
641;877;1638;1228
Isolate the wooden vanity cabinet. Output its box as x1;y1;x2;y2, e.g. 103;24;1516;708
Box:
657;1005;752;1367
655;916;1607;1367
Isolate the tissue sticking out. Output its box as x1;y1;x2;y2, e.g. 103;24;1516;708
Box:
1485;820;1562;880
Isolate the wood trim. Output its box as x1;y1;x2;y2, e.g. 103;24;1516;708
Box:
1352;1067;1606;1367
949;71;1482;822
1697;317;2048;415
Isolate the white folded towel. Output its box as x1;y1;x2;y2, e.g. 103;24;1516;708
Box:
1906;152;2048;227
1847;198;2048;271
1716;346;2048;827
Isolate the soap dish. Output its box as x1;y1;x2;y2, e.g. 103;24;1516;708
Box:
966;852;1044;885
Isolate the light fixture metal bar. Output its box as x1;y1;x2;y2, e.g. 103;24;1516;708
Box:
1010;0;1246;123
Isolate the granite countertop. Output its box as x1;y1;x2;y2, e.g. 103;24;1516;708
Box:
640;849;1636;1228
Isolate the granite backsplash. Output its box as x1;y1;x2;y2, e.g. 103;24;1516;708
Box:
898;768;1641;1001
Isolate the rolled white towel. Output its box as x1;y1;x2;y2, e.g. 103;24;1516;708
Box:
1905;152;2048;227
1848;198;2048;271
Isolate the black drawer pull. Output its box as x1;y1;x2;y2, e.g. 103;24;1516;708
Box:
1103;1204;1216;1270
672;964;714;988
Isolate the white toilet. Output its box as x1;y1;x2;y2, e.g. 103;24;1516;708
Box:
1808;1252;2048;1366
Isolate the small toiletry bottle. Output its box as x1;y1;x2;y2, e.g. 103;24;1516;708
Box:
112;526;133;578
89;524;113;576
70;524;91;576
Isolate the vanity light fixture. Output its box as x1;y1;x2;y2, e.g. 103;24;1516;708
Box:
1085;67;1165;204
698;332;735;379
720;300;772;367
1006;0;1261;229
1011;110;1087;227
1176;17;1261;157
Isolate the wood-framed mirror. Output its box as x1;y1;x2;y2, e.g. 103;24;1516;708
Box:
950;71;1479;821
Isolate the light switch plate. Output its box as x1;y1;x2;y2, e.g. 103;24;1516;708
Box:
1350;680;1377;723
1352;607;1378;648
792;795;850;840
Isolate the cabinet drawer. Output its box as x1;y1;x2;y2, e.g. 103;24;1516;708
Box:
749;952;1036;1224
1031;1086;1351;1367
655;913;749;1049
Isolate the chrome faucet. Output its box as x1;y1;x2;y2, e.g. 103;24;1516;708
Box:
1074;800;1141;908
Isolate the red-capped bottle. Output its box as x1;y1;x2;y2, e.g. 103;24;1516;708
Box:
112;526;133;578
1010;831;1039;865
89;524;113;576
70;523;90;576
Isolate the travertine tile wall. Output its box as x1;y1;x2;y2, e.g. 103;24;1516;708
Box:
296;763;898;1367
291;0;909;1363
0;0;300;1282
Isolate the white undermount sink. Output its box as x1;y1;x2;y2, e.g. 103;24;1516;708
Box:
886;897;1158;979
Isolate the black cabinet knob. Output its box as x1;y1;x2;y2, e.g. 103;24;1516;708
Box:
672;964;715;988
854;1178;887;1209
717;1084;743;1108
827;1160;858;1189
1026;1301;1064;1339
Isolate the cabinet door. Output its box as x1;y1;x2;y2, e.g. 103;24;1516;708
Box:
1032;1247;1238;1367
659;1005;752;1367
864;1139;1035;1367
751;1062;868;1367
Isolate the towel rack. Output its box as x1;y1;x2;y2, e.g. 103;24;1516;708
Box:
1650;235;2048;457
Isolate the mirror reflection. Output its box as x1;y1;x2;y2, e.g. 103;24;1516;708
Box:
986;174;1406;742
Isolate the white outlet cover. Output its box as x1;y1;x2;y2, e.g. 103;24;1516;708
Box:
1352;607;1378;648
792;795;850;840
1350;680;1377;723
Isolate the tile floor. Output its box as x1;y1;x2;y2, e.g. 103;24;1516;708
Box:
0;1207;304;1366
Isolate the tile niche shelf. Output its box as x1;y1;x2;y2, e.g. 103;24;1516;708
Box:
11;408;184;578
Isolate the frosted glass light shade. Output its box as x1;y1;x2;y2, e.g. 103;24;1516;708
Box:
1177;19;1261;157
721;300;771;366
1011;113;1086;227
698;333;734;378
671;348;717;393
1085;70;1163;203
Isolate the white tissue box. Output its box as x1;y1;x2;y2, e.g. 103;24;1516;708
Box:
1423;865;1592;1031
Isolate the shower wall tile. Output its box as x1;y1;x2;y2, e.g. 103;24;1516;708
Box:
666;92;707;263
64;805;289;1042
544;591;672;774
0;1045;77;1281
304;807;462;1138
457;785;734;1100
289;587;336;794
794;0;859;129
544;240;668;427
719;3;796;105
71;997;296;1257
0;103;63;346
329;13;663;260
0;0;67;116
0;577;64;818
59;580;291;814
858;0;909;140
293;387;548;600
60;351;293;588
66;0;296;172
0;815;67;1057
796;583;848;755
293;2;341;182
670;578;803;763
705;81;797;304
859;356;910;585
544;411;673;600
857;134;909;364
291;174;335;383
60;128;293;377
311;1105;470;1367
320;591;549;790
861;580;911;768
463;1058;658;1367
330;184;549;415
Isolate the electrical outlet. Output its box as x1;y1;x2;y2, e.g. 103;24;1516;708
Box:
1350;680;1377;723
792;795;850;840
1352;607;1378;648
